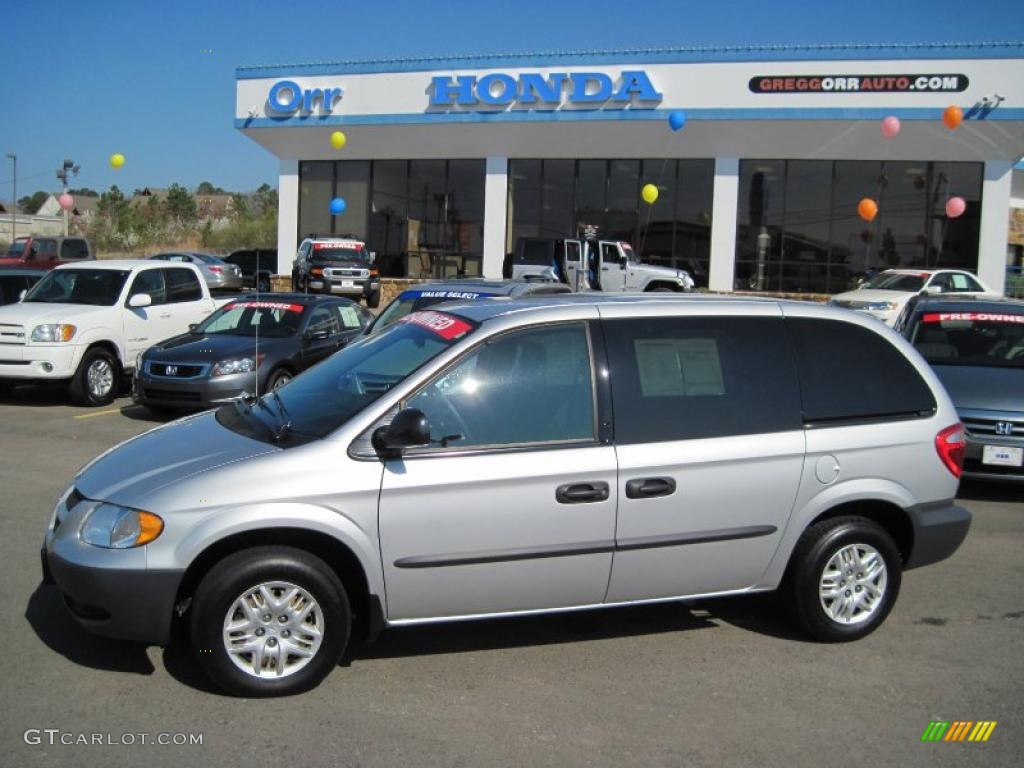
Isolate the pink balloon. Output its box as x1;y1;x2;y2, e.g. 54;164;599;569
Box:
58;193;74;210
881;116;901;138
945;196;966;218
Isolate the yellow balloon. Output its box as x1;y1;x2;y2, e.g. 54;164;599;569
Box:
330;131;347;150
641;183;659;205
110;153;125;169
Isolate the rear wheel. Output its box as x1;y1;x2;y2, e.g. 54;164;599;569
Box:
365;289;381;309
256;275;271;293
647;285;675;293
190;546;351;697
69;347;119;406
0;379;14;396
784;516;901;642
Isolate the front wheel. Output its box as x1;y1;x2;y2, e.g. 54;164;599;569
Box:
365;288;381;309
69;347;120;406
267;368;292;391
190;546;351;697
784;516;901;642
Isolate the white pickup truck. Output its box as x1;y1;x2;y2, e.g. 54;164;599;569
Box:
0;260;230;405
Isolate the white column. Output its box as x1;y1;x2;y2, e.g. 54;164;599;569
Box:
276;158;299;276
482;156;508;279
708;157;740;293
976;160;1012;296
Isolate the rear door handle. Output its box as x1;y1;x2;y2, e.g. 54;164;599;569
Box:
556;482;610;504
625;477;676;499
158;313;172;319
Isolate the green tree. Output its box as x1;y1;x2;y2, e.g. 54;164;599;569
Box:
68;187;99;197
165;183;197;223
196;181;228;195
254;183;278;218
17;190;49;214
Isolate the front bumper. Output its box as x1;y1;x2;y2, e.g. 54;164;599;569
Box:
133;368;258;409
309;277;379;297
903;500;971;570
43;546;183;646
962;434;1024;483
0;343;81;380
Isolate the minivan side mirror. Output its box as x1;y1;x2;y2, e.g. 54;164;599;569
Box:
128;293;152;308
372;408;431;458
923;285;942;296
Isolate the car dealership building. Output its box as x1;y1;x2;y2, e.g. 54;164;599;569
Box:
235;42;1024;294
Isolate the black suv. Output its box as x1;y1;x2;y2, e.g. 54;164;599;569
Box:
292;236;380;308
224;249;277;293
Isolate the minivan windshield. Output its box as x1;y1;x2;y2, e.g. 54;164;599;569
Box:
218;310;477;442
911;311;1024;369
863;272;926;292
22;269;130;306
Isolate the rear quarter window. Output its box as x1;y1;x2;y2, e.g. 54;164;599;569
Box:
787;317;935;424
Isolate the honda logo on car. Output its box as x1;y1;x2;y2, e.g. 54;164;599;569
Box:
995;423;1015;436
430;70;663;109
750;73;968;93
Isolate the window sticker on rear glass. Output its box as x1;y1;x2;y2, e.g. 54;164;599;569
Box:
923;312;1024;324
227;301;304;313
401;311;473;340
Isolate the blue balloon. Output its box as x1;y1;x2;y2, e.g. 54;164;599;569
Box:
668;110;686;131
329;197;346;215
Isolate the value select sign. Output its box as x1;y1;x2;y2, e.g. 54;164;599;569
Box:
750;73;969;93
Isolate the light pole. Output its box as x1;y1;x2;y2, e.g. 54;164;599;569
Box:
56;158;79;236
4;153;14;244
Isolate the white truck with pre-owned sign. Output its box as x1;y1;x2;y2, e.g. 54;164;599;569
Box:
0;260;229;406
507;237;695;293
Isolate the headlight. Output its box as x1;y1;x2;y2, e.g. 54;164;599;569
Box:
31;324;76;342
863;301;897;311
211;354;263;377
80;504;163;548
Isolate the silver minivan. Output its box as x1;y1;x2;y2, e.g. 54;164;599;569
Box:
42;295;971;696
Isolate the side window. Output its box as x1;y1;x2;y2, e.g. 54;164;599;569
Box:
163;268;203;303
60;239;89;260
929;274;953;292
36;240;57;257
951;273;983;292
128;269;167;305
334;304;365;331
565;241;581;266
306;306;342;336
787;318;935;423
604;316;802;444
406;323;596;449
601;242;618;263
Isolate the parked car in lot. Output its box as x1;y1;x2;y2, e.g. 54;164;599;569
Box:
0;236;94;270
0;269;46;305
0;261;230;405
148;252;243;291
365;279;571;336
224;248;277;293
897;294;1024;482
292;236;380;307
829;268;993;326
134;294;371;411
42;294;970;696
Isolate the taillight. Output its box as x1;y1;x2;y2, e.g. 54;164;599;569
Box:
935;423;966;478
208;266;223;274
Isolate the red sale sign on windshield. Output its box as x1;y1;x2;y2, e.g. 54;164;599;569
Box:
402;311;473;340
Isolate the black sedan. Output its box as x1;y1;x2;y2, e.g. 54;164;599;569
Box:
899;294;1024;482
133;294;371;411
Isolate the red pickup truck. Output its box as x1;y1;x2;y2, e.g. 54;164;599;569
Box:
0;236;94;270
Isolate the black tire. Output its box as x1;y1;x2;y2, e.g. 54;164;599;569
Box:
784;516;902;642
267;368;293;391
256;275;271;293
365;289;381;309
0;378;14;396
68;347;120;406
648;286;675;293
190;546;351;697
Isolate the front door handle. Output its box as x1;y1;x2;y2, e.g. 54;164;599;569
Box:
556;482;610;504
158;313;172;319
625;477;676;499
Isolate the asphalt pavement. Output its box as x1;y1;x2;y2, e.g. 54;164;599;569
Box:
0;385;1021;768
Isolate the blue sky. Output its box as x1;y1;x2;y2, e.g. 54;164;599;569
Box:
1;0;1020;198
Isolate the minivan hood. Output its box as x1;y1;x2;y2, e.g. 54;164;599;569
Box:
0;301;113;326
932;365;1024;414
75;411;277;506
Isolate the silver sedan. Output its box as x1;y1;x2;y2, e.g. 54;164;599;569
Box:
148;252;243;291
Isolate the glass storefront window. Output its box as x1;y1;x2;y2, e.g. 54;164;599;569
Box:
369;160;408;278
298;162;333;243
334;161;370;240
736;160;983;294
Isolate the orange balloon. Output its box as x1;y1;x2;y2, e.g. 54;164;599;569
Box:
858;198;878;222
942;105;963;130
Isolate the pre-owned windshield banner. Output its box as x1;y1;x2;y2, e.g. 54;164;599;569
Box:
923;312;1024;324
401;311;473;340
750;74;968;93
227;301;305;313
